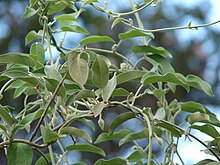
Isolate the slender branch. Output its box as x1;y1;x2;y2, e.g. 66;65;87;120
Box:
33;148;50;165
0;139;49;148
29;72;68;142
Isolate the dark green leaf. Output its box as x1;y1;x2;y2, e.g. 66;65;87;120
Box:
66;143;106;157
40;125;59;143
195;159;217;165
61;25;89;34
80;35;115;45
119;29;154;40
7;143;33;165
156;121;183;137
94;158;127;165
22;6;38;18
132;45;173;58
74;89;96;101
45;77;66;98
0;105;15;125
0;123;7;133
95;129;131;144
92;55;109;88
92;102;105;117
35;153;54;165
109;112;136;135
102;74;117;101
0;53;36;67
181;101;206;113
112;88;130;97
190;124;220;139
25;30;42;45
30;42;45;67
69;57;89;86
60;126;92;143
79;118;95;131
127;151;148;162
116;70;146;84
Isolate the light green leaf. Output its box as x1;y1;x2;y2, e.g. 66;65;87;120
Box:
98;118;105;130
141;72;190;92
94;158;127;165
92;55;109;88
102;73;117;102
156;121;183;137
132;45;173;58
60;126;92;143
79;118;95;131
7;143;33;165
111;18;124;29
181;101;206;113
30;0;37;7
119;29;154;40
22;6;38;18
80;35;115;45
190;124;220;139
0;123;7;133
69;57;89;86
83;0;98;6
0;53;36;67
95;129;131;144
116;70;146;84
40;125;59;144
186;74;214;96
153;108;166;120
127;151;148;162
55;13;77;22
66;143;106;157
25;30;42;45
92;102;105;117
74;89;96;101
30;42;45;67
45;77;66;98
187;112;210;125
61;25;89;34
109;112;136;135
0;105;15;125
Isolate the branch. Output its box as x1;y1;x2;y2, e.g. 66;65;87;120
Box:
0;139;49;148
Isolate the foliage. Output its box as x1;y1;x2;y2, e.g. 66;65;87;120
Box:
0;0;220;164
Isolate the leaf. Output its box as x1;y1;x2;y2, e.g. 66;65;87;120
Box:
119;29;154;40
55;13;77;22
111;18;124;29
127;151;148;162
30;42;45;67
92;102;105;117
187;112;210;125
119;128;149;146
116;70;146;84
83;0;98;6
156;121;183;137
108;112;136;135
95;129;131;144
40;125;59;144
94;158;127;165
66;143;106;157
22;6;38;18
74;89;96;101
69;57;89;86
45;77;66;98
60;126;92;143
0;105;15;125
61;25;89;34
0;123;7;133
190;124;220;139
112;88;130;97
132;45;173;58
7;143;33;165
80;35;115;45
92;55;109;88
195;159;218;165
181;101;206;113
186;74;214;96
102;73;117;102
35;153;54;165
25;30;42;45
98;118;105;130
141;72;190;92
0;53;36;67
79;118;95;131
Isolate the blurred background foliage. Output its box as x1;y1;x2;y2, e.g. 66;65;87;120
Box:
0;0;220;164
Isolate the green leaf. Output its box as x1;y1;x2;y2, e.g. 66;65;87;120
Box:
94;158;127;165
119;128;148;146
74;89;96;101
116;70;146;84
35;153;54;165
80;35;115;45
66;143;106;157
186;74;214;96
195;159;218;165
119;29;154;40
92;55;109;88
69;57;89;86
109;112;136;135
0;53;36;67
111;18;124;29
55;13;77;22
127;151;148;162
112;88;130;97
60;126;92;143
72;163;86;165
7;143;33;165
102;74;117;101
45;77;66;98
25;30;42;45
0;123;7;133
141;72;190;92
44;65;62;81
92;102;105;117
95;129;131;144
156;121;183;137
47;2;67;15
83;0;98;6
0;105;15;125
30;42;45;67
181;101;206;113
79;118;95;131
22;6;38;18
187;112;210;125
61;25;89;34
190;124;220;139
40;125;59;144
98;118;105;130
153;108;166;120
132;45;173;58
30;0;37;7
